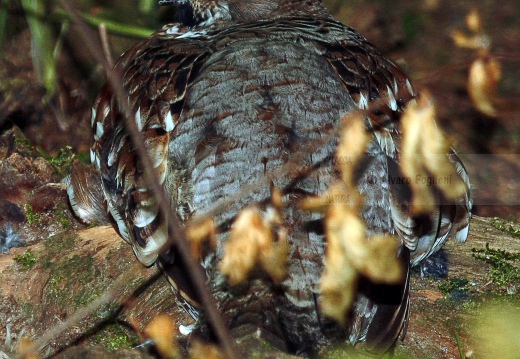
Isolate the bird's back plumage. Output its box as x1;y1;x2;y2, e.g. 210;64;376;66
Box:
68;0;471;355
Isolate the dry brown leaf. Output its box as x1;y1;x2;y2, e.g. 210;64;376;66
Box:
401;93;467;214
303;109;404;323
468;56;501;117
144;315;179;359
450;30;488;51
451;9;490;53
319;248;358;325
298;181;361;213
326;186;403;284
401;96;436;214
466;8;482;33
17;337;39;359
298;191;335;213
360;235;403;283
336;115;371;187
319;194;358;324
317;183;403;323
451;9;503;117
220;200;288;285
259;237;289;284
186;217;216;259
189;340;226;359
271;185;284;208
259;198;289;283
220;206;266;285
419;107;468;199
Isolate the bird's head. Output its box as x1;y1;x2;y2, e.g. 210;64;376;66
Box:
158;0;328;27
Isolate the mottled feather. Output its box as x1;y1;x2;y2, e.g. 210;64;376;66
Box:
67;0;471;354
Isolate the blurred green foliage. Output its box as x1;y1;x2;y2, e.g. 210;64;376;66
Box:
473;243;520;288
37;145;75;176
22;0;58;97
0;0;10;46
24;203;41;225
473;302;520;359
14;249;38;269
0;0;162;98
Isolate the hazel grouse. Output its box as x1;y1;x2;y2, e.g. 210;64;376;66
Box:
66;0;472;355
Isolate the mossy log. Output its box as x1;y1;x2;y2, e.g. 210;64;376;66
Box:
0;216;519;358
0;226;192;358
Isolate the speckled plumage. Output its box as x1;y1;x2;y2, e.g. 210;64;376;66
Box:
67;0;471;355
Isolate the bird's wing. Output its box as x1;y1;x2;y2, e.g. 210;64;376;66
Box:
319;19;471;351
321;19;471;257
90;32;211;267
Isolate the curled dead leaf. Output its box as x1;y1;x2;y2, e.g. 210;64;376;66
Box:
359;235;403;283
298;193;331;213
186;217;216;259
189;340;226;359
258;231;289;284
17;337;39;359
325;186;403;284
451;9;490;53
451;30;491;54
298;181;361;214
220;197;288;285
451;30;490;52
144;315;179;359
301;114;368;214
400;97;436;214
303;106;405;324
319;185;361;323
466;8;482;33
468;56;501;117
336;114;371;187
451;9;502;117
319;243;358;325
271;185;284;208
316;183;403;324
219;206;266;285
401;93;468;214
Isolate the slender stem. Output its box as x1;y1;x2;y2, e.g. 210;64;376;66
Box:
78;11;155;38
21;0;57;96
455;331;466;359
20;6;155;39
98;23;114;68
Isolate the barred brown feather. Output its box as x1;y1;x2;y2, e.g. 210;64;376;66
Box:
67;0;471;355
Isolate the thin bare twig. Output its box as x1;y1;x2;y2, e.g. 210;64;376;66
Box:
98;23;114;68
